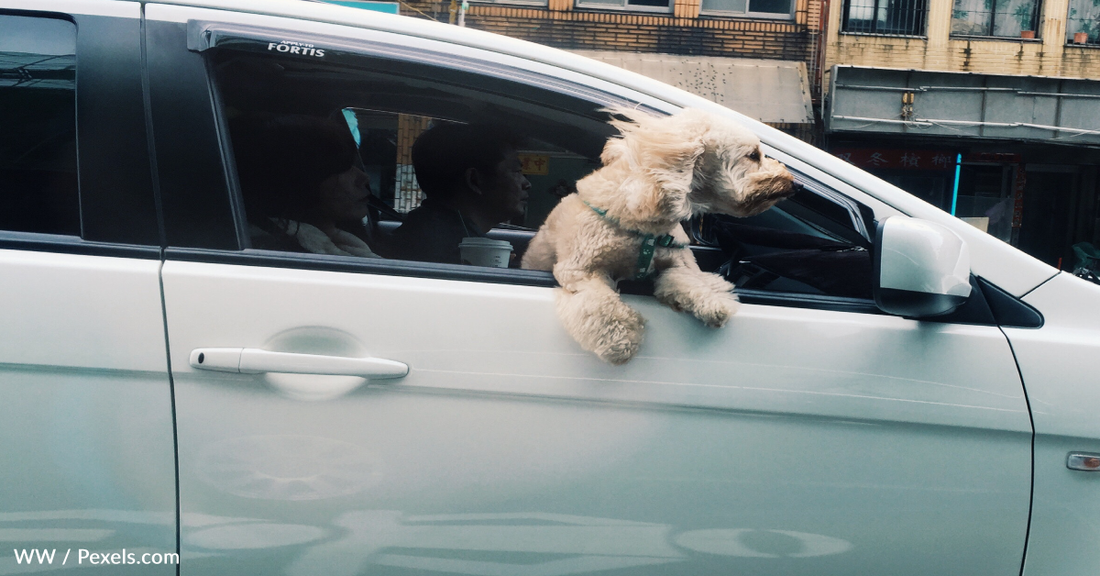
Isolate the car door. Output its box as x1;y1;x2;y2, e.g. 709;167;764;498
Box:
147;5;1032;575
0;2;176;573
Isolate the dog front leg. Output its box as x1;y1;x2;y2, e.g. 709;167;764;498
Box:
520;228;556;271
554;272;646;365
653;267;740;328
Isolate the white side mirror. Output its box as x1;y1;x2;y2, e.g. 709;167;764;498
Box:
874;216;971;318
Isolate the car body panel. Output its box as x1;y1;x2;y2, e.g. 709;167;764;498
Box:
163;260;1031;575
1008;273;1100;575
0;249;176;574
5;1;1099;575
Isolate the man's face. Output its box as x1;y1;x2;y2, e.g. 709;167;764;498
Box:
479;147;531;223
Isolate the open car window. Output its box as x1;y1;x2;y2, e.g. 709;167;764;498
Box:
692;175;876;301
207;34;878;306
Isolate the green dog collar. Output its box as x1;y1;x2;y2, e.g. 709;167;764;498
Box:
583;201;687;280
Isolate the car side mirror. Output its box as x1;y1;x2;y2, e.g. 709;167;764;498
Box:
874;216;971;318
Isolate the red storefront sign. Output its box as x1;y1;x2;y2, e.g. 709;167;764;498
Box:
831;149;958;171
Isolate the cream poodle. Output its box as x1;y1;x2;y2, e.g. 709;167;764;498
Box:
522;107;797;364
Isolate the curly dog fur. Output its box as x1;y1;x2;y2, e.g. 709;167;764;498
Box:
522;107;796;364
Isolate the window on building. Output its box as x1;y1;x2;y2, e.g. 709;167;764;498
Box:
951;0;1039;37
0;15;79;237
470;0;548;5
575;0;671;12
841;0;927;34
701;0;794;19
1066;0;1100;44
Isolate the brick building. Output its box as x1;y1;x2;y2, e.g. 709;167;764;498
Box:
328;0;827;212
394;0;825;139
821;0;1100;268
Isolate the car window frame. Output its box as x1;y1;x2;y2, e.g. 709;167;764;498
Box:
177;20;895;307
148;8;1015;326
0;7;161;257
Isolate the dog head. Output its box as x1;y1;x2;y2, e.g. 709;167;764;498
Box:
687;110;797;217
600;107;795;223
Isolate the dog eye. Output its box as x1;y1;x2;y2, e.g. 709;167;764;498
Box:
747;150;761;161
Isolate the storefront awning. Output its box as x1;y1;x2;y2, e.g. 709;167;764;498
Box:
827;65;1100;146
572;51;815;125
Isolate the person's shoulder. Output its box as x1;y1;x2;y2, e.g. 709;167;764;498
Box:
395;202;462;234
248;221;308;253
390;204;465;263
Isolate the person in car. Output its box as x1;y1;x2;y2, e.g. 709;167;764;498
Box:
389;122;531;264
233;114;380;258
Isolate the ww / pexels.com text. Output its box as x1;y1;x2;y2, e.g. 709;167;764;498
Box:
14;548;179;566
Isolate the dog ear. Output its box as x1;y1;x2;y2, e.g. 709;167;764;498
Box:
603;108;707;222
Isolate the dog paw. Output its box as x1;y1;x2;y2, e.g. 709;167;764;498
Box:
694;292;740;328
555;283;646;364
597;336;642;365
592;307;646;364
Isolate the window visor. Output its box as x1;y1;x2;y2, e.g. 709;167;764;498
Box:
185;20;651;112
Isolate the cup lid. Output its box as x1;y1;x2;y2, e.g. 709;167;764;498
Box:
459;237;513;249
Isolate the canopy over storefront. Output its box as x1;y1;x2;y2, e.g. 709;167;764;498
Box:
827;65;1100;146
573;51;815;125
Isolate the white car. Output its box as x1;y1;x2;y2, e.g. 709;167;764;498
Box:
2;1;1098;575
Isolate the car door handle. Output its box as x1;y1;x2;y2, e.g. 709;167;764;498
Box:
189;348;408;379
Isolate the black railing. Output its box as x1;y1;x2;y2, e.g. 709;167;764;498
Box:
842;0;927;35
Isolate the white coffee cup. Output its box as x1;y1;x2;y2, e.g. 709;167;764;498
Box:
459;237;513;268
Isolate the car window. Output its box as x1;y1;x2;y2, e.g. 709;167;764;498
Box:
209;47;612;265
0;15;78;237
693;177;876;300
206;41;877;304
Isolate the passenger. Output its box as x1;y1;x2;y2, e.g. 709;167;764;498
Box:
233;114;380;258
389;122;531;264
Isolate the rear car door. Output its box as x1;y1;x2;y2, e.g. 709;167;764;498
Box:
0;1;176;572
147;5;1033;575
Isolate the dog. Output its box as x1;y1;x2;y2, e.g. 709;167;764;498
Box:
521;107;797;364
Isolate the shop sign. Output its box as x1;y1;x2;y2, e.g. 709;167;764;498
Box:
831;149;958;171
519;154;550;176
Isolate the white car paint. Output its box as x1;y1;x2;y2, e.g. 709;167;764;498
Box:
2;0;1098;575
162;256;1030;575
1005;274;1100;575
0;250;176;576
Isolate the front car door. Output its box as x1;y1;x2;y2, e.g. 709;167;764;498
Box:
146;5;1032;575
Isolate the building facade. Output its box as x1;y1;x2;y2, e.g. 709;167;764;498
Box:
341;0;825;212
822;0;1100;269
397;0;825;138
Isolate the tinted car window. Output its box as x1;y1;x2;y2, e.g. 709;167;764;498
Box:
209;48;612;267
0;15;78;236
206;40;876;304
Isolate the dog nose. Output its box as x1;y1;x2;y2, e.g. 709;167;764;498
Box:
789;181;804;194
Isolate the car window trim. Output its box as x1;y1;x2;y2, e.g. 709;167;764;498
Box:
185;20;653;113
164;247;559;287
163;247;1016;328
791;171;874;244
0;231;162;259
